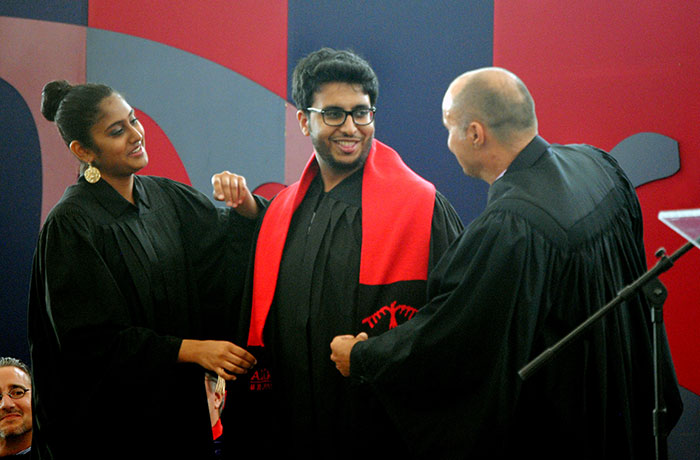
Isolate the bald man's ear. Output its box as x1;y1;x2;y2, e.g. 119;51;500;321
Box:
297;109;310;137
69;140;96;164
468;121;485;149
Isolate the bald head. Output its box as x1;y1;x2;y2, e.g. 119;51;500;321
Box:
443;67;537;148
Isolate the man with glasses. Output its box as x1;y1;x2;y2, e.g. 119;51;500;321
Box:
0;358;32;457
214;48;462;457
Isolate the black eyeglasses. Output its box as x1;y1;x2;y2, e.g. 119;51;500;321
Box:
0;387;30;401
306;107;376;127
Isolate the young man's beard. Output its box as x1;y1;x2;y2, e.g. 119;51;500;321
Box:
311;134;373;174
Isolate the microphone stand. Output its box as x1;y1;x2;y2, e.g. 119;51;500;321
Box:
519;240;696;460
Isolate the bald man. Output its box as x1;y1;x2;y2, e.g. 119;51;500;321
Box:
331;68;683;459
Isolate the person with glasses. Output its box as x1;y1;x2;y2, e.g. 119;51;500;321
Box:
0;357;32;458
213;47;463;457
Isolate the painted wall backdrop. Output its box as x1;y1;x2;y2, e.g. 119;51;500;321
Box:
1;0;699;455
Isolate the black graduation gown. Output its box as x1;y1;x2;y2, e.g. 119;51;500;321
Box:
28;175;257;459
230;169;463;458
350;137;683;459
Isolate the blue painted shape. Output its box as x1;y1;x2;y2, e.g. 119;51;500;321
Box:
0;0;87;25
288;0;494;224
610;132;680;188
86;29;286;197
0;78;42;364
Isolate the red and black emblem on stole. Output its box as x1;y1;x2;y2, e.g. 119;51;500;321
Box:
362;300;418;329
248;366;272;392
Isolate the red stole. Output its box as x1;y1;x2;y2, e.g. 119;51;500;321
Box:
248;139;435;346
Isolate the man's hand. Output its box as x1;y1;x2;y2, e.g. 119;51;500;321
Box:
211;171;259;218
330;332;368;377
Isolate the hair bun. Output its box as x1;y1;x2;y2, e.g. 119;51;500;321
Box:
40;80;73;121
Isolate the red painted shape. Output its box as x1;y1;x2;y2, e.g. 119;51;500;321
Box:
134;109;191;185
88;0;287;98
253;182;287;200
494;1;700;394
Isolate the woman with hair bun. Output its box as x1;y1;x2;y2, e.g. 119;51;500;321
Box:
29;81;260;459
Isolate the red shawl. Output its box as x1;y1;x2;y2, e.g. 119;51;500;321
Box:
248;139;435;346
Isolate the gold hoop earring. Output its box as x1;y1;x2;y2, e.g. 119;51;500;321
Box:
84;164;101;184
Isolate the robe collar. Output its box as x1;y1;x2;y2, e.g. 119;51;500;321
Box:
504;135;550;174
80;174;151;217
487;135;550;204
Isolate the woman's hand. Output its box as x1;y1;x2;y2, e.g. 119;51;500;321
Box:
211;171;260;219
179;339;257;380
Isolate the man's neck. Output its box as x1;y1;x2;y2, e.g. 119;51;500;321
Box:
319;164;362;192
483;133;537;185
0;433;31;456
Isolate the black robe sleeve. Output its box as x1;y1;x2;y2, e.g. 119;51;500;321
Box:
157;178;264;340
351;210;540;457
30;207;182;375
351;203;682;459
